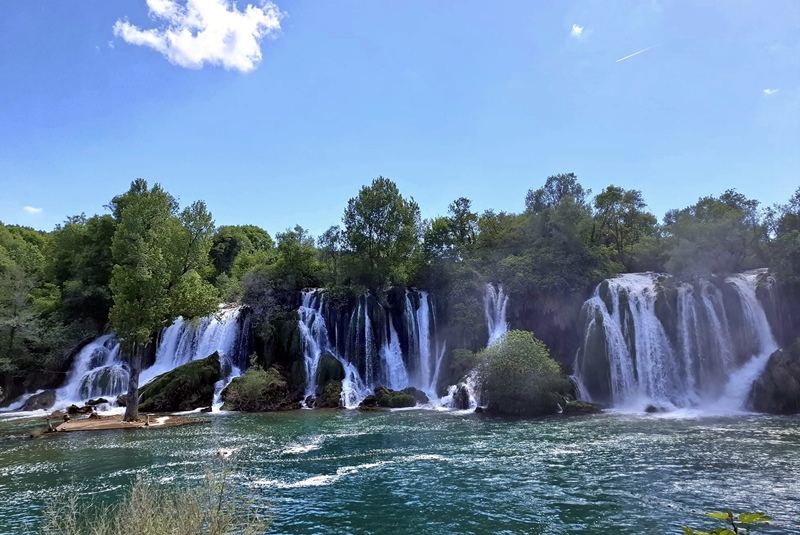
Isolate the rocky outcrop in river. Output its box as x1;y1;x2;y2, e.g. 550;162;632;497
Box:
749;342;800;415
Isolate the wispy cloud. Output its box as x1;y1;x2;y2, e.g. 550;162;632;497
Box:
570;24;584;39
113;0;283;73
23;206;43;214
763;88;779;96
615;44;658;63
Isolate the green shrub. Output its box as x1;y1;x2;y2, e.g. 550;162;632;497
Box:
683;511;772;535
39;467;268;535
479;330;568;416
222;365;288;412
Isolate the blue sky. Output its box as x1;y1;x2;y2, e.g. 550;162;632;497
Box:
1;0;798;237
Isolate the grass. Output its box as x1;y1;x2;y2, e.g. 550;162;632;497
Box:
39;457;269;535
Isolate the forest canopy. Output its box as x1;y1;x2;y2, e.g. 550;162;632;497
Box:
1;174;798;401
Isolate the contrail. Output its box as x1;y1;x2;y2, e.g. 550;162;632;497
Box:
615;44;658;63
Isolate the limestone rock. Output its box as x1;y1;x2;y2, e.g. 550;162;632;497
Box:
138;353;221;413
21;390;56;411
749;345;800;415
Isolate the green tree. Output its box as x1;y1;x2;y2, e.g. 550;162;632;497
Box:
210;225;273;276
318;225;343;286
664;190;767;276
109;179;218;422
525;172;589;213
0;223;48;374
478;330;567;416
767;187;800;284
342;177;421;287
48;214;116;327
269;225;322;291
592;185;657;270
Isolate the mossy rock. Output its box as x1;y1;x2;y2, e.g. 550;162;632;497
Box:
401;387;429;404
316;354;345;386
451;384;471;410
317;380;343;408
138;353;221;413
222;365;289;412
376;391;415;408
561;400;602;415
361;386;417;409
749;343;800;415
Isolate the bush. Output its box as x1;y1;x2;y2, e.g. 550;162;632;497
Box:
39;466;268;535
478;330;568;416
222;365;288;412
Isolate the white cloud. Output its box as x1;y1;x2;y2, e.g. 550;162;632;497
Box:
23;206;43;214
570;24;584;38
763;88;779;95
113;0;283;73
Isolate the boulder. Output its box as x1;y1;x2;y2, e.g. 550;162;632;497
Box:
452;384;471;410
561;400;602;415
317;381;343;408
138;353;221;413
22;390;56;411
401;387;429;405
644;404;669;414
67;404;93;415
221;365;290;412
358;386;417;409
116;394;127;407
749;345;800;415
86;398;109;407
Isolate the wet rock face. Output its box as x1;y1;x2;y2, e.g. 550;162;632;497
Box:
21;390;56;411
749;344;800;415
138;353;221;413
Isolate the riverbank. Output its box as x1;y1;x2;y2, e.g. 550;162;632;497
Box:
55;413;198;432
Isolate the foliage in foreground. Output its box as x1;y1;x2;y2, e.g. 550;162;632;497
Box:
478;330;568;416
40;468;268;535
683;511;772;535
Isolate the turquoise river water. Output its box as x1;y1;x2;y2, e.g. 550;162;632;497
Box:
0;409;798;534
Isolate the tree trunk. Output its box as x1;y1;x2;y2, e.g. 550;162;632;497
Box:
123;343;143;422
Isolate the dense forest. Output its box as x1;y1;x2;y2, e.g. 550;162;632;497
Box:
1;174;799;407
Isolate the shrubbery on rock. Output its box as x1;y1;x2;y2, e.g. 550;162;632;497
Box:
222;365;289;412
479;330;568;416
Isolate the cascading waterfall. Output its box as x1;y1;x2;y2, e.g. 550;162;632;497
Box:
297;289;446;407
51;306;248;410
56;335;128;403
573;270;778;411
485;283;509;346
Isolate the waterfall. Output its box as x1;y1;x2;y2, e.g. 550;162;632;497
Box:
56;335;128;403
296;289;445;407
485;283;509;346
52;306;248;409
573;270;778;411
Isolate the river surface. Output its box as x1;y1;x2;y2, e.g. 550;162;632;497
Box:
0;409;798;534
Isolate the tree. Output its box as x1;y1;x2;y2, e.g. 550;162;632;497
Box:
109;179;218;421
448;197;478;252
664;190;767;277
593;185;657;270
767;187;800;284
269;225;321;291
318;225;343;286
525;172;589;213
478;330;567;416
49;214;116;326
342;177;421;287
210;225;273;276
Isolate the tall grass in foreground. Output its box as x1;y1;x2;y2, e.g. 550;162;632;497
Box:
40;466;269;535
